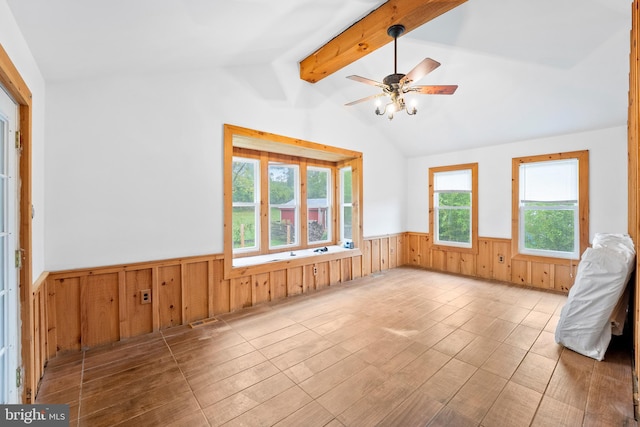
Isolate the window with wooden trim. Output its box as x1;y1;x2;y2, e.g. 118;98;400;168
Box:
429;163;478;252
224;124;363;273
512;151;589;261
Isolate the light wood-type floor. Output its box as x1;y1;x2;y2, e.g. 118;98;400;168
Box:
35;267;637;426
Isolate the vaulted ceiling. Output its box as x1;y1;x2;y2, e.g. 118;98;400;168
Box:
6;0;631;156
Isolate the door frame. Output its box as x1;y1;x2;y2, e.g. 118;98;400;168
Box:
0;44;34;403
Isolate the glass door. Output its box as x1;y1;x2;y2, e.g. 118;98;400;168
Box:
0;85;18;403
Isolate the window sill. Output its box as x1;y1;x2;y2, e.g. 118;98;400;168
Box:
227;245;361;279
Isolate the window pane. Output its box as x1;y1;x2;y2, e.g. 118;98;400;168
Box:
432;167;474;248
434;169;471;191
343;206;352;240
232;157;259;252
341;167;353;242
438;192;470;207
437;207;471;244
518;157;580;258
342;168;352;204
520;159;578;202
232;159;256;203
232;206;257;249
269;164;298;247
308;168;330;243
523;207;576;252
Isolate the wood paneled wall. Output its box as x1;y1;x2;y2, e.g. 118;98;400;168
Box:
40;235;403;360
629;0;640;394
404;232;576;292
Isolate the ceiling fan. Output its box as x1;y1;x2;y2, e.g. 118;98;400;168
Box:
345;24;458;120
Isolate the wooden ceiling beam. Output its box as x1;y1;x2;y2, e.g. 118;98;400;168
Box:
299;0;467;83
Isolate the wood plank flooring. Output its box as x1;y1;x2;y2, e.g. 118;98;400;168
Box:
35;267;637;426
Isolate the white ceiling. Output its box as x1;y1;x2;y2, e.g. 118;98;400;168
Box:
6;0;632;156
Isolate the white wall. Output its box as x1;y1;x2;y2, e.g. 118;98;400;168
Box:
0;0;46;280
407;126;628;241
44;68;407;270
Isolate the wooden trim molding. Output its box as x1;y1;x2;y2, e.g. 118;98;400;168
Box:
0;43;35;403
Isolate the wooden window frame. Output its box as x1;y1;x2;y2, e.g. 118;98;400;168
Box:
511;150;589;263
224;124;363;279
429;163;479;254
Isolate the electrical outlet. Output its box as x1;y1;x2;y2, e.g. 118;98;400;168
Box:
140;289;151;304
497;255;505;264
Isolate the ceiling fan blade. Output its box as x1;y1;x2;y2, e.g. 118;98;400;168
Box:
345;93;386;106
346;75;386;88
411;85;458;95
400;58;441;86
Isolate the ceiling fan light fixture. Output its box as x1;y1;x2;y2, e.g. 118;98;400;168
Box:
345;24;457;120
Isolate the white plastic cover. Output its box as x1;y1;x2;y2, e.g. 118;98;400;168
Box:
554;233;635;361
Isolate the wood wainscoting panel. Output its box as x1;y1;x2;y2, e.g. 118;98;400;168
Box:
491;240;511;282
446;251;461;274
270;270;288;302
287;267;304;296
212;259;231;314
554;264;576;293
388;236;397;269
460;252;475;276
230;276;252;311
404;232;572;293
362;240;372;276
184;262;209;323
432;249;446;271
40;233;398;359
53;277;81;353
303;265;315;292
315;262;330;290
352;256;363;280
476;240;492;279
158;265;182;329
370;239;381;273
123;269;153;338
341;258;352;282
407;233;422;265
531;262;552;289
46;281;57;360
329;259;342;285
252;273;271;306
511;259;529;286
81;273;119;348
